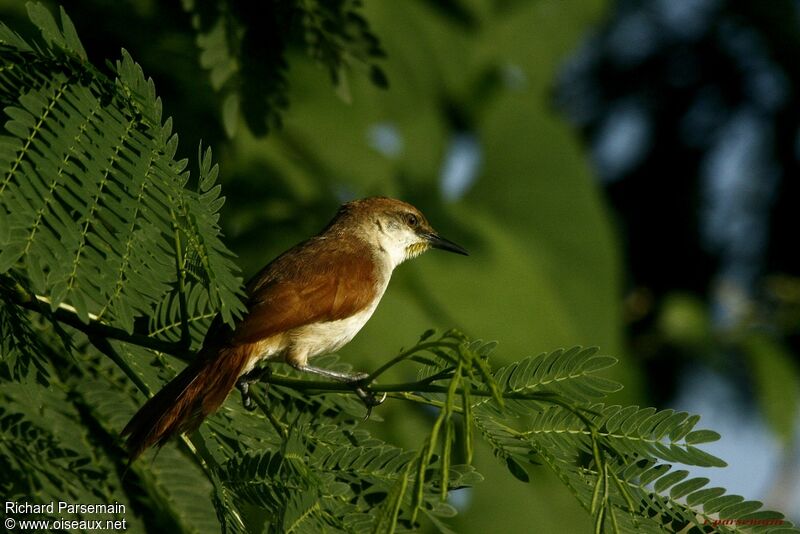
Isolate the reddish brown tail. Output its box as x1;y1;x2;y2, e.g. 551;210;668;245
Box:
122;345;252;460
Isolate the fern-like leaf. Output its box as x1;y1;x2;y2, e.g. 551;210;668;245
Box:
473;348;798;533
0;4;245;337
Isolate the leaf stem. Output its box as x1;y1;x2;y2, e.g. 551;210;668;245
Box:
2;273;191;358
170;208;192;351
366;341;461;382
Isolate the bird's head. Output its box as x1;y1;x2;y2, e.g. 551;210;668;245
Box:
335;197;468;268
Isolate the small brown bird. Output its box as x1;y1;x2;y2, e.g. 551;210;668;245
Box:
122;197;467;459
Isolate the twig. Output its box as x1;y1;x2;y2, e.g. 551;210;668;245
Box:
3;276;564;408
1;274;191;359
170;208;192;351
366;340;461;381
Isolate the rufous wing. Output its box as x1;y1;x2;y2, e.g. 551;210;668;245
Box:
229;238;380;345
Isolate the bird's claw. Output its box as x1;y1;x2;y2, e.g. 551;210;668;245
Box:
354;385;387;421
236;379;257;411
236;365;271;412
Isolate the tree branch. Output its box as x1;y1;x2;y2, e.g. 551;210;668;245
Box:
1;273;560;408
1;273;191;359
261;373;560;403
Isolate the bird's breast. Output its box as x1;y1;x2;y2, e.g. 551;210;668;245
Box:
249;277;390;369
290;299;381;360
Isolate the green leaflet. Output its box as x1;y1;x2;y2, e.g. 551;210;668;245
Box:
472;346;795;533
0;4;245;336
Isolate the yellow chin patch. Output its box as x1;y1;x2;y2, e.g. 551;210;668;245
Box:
405;242;430;259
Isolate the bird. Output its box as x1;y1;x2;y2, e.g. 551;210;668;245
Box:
122;197;468;459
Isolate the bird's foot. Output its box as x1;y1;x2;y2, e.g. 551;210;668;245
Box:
291;363;386;419
353;383;387;421
236;365;272;412
236;380;255;411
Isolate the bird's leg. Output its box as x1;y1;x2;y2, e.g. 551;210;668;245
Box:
236;364;272;411
292;364;387;415
293;364;369;382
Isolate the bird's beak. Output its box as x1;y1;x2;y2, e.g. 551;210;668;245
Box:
425;233;468;256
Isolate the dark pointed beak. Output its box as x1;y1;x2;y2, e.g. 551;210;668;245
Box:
425;233;468;256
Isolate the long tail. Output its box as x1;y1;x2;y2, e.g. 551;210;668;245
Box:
122;345;252;460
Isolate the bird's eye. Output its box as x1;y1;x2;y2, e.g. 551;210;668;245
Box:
406;213;418;227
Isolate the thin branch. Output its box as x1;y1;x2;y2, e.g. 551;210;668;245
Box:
251;385;289;439
170;207;192;351
263;373;561;405
89;335;152;395
1;274;191;359
2;275;567;410
366;340;461;382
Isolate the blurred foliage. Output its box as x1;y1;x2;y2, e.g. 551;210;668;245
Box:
552;2;800;523
0;0;622;376
185;0;388;137
554;0;800;418
219;2;632;526
6;0;771;531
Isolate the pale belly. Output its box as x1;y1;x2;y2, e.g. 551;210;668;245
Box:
288;304;377;363
241;300;382;374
